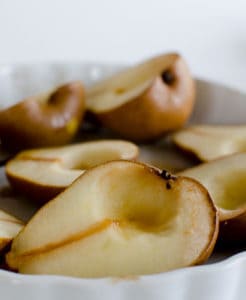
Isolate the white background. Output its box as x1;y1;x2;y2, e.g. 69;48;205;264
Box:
0;0;246;91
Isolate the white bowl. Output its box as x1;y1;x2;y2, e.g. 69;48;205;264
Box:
0;63;245;300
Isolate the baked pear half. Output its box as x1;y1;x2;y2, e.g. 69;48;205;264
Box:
7;161;218;278
172;125;246;161
6;140;139;203
0;210;23;250
86;53;195;141
0;82;85;152
179;153;246;243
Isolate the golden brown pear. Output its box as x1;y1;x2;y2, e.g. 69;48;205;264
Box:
0;82;85;152
5;140;139;203
86;53;195;141
7;161;218;277
179;153;246;244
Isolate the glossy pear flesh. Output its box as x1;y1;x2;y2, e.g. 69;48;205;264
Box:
172;125;246;161
6;140;139;203
7;161;218;278
179;153;246;243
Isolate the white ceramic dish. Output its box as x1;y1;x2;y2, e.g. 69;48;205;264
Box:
0;63;245;300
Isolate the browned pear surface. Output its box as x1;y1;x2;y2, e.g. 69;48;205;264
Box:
87;53;195;141
7;161;218;278
0;82;85;152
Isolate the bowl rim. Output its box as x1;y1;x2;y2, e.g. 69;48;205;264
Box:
0;61;245;288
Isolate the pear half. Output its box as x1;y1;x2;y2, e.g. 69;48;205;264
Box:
7;161;218;278
86;53;195;141
0;82;85;152
6;140;138;203
179;153;246;243
172;125;246;161
0;210;23;250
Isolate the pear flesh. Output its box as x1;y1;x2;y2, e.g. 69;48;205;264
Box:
7;161;218;278
6;140;139;202
179;153;246;243
0;210;23;250
172;125;246;161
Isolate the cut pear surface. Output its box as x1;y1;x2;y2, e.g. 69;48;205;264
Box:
87;54;179;112
179;153;246;215
172;125;246;161
6;140;139;203
86;53;195;141
0;210;23;250
7;161;218;278
179;153;246;242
